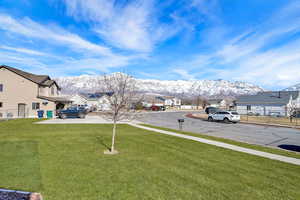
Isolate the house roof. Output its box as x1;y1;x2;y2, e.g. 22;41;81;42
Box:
155;96;166;101
154;96;177;101
71;94;88;100
38;96;73;103
81;92;113;100
163;96;175;100
208;99;224;104
0;65;60;89
236;91;299;105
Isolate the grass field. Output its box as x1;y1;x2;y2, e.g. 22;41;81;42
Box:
0;119;300;200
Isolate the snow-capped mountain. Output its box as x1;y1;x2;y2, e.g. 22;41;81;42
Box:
283;83;300;91
55;74;264;97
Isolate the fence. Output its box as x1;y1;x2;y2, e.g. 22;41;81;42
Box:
241;114;299;126
236;107;299;127
180;105;200;110
194;108;299;127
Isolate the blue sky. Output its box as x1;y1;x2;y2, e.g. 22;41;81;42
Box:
0;0;300;89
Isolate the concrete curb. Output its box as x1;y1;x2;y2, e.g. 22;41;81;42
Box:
129;123;300;166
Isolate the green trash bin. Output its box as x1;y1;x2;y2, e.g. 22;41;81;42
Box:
46;110;53;118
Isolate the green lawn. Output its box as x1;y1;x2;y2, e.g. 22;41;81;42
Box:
0;119;299;200
140;124;300;159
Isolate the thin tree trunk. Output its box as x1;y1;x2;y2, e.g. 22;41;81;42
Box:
111;122;117;152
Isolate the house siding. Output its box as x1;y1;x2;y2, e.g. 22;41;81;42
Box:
70;94;88;106
237;104;287;116
0;67;56;118
39;84;59;97
86;96;111;111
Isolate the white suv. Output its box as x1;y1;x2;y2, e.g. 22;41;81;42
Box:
208;111;240;123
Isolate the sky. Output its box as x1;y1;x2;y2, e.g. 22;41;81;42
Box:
0;0;300;90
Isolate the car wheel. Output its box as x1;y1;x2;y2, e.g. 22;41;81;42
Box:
223;118;230;123
208;117;213;122
61;114;67;119
79;114;85;119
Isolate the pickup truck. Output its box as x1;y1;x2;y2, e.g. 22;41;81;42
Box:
57;107;87;119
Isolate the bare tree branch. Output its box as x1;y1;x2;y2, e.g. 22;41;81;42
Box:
97;73;143;153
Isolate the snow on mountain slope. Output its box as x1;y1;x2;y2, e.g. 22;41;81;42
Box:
283;83;300;91
55;74;264;97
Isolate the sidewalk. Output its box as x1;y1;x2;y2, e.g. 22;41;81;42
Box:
129;123;300;166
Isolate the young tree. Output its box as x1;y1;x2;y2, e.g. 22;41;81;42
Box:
190;81;207;109
100;73;140;154
287;101;298;123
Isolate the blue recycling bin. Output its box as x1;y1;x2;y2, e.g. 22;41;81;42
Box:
37;110;44;118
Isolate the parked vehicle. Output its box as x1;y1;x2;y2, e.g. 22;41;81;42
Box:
292;111;300;118
151;105;166;111
208;111;240;123
57;107;87;119
205;106;219;114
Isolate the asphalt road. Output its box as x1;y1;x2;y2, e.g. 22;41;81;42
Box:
138;111;300;150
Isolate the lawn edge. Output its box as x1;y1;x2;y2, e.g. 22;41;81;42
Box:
138;123;300;159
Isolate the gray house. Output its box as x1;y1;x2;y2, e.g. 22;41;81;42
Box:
236;91;300;116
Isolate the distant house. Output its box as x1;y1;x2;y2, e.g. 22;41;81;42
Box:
0;65;72;118
142;96;181;108
163;96;182;108
207;99;227;108
82;92;113;111
236;91;300;116
69;94;88;107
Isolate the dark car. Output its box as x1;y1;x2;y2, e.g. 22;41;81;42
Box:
57;107;87;119
205;106;220;114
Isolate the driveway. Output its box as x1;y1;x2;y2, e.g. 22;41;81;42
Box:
138;112;300;149
36;115;110;124
36;115;138;124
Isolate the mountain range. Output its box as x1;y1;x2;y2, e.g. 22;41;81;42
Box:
55;73;265;98
283;83;300;91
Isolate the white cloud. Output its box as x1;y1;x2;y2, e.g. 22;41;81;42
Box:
0;50;49;70
0;14;111;56
63;0;180;52
0;45;50;56
171;1;300;89
0;47;134;77
0;13;146;76
172;69;195;80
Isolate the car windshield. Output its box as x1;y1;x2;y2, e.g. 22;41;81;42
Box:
231;112;239;115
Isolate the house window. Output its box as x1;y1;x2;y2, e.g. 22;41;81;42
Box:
247;105;251;111
0;84;3;92
32;102;40;110
0;102;2;108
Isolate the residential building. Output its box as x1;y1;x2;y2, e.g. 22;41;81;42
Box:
69;94;88;107
0;65;72;118
236;91;300;116
163;96;182;108
207;99;227;108
143;96;182;108
82;92;112;111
